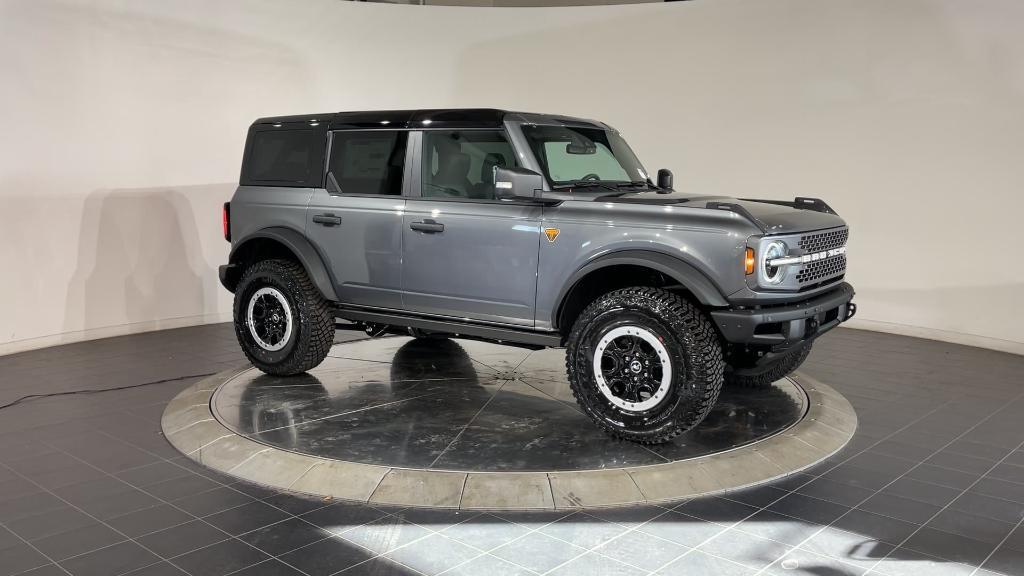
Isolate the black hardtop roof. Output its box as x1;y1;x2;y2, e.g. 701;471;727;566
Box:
250;108;610;130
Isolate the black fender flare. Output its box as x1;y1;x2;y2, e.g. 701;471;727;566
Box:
554;250;729;329
227;227;339;302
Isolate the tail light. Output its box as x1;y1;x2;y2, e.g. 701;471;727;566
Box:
222;202;231;242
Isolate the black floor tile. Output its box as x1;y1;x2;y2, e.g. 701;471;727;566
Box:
230;559;308;576
881;477;962;507
337;557;424;576
766;493;851;525
7;507;97;542
238;517;329;556
988;463;1024;485
32;522;126;561
0;544;50;576
169;538;270;576
796;476;875;508
831;509;920;546
136;519;230;559
121;562;188;576
383;532;482;575
490;532;586;574
903;527;997;566
299;502;390;534
59;540;161;576
171;485;254;517
905;463;982;490
276;537;377;576
858;492;941;525
202;501;290;536
106;504;194;538
926;451;999;476
926;509;1015;545
147;475;222;502
16;564;70;576
983;545;1024;576
635;510;729;548
948;491;1024;525
0;491;66;523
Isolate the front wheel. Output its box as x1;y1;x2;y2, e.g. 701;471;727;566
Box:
565;287;724;444
233;259;334;376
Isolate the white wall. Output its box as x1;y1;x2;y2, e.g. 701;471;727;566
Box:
1;0;1022;355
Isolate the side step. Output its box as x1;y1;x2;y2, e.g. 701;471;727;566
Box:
334;308;563;349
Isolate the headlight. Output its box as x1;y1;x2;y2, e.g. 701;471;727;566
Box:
761;240;787;284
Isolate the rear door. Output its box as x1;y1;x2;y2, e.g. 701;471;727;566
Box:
401;129;542;327
305;130;410;309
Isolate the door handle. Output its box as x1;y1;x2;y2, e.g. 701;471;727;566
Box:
312;213;342;226
410;220;444;233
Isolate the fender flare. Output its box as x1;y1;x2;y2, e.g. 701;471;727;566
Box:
554;250;729;329
228;227;339;302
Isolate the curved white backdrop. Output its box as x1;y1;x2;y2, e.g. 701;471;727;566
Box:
1;0;1022;355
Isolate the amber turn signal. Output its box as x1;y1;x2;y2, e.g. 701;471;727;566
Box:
744;247;755;275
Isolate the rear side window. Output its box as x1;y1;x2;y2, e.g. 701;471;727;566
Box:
243;129;320;185
327;131;408;196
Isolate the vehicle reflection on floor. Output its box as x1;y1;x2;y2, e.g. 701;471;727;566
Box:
213;337;805;471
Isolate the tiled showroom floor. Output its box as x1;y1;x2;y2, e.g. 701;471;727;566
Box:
0;324;1023;576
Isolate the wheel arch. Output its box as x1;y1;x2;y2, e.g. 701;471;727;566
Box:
554;250;728;334
224;227;338;302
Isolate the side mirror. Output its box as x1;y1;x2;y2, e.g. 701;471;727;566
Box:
494;166;544;201
657;168;674;190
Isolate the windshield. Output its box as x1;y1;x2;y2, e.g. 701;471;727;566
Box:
522;125;649;187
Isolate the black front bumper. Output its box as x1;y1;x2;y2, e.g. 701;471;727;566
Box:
711;282;856;348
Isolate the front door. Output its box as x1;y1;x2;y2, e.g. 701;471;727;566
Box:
306;130;410;309
401;129;541;327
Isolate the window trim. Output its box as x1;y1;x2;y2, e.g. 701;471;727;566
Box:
410;128;523;204
241;126;326;188
323;128;413;198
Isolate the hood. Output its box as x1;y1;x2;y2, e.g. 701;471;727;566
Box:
725;197;846;235
598;190;846;235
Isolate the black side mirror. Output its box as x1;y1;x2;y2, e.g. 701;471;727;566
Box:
494;166;544;201
657;169;674;190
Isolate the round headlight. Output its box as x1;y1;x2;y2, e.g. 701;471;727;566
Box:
761;241;787;284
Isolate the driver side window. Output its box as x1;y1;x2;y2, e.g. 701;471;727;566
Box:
421;130;516;200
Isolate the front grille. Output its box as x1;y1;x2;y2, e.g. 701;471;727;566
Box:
796;254;846;284
795;227;848;285
799;227;848;254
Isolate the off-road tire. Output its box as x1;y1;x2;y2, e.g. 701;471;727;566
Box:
565;287;724;444
725;343;813;389
233;259;334;376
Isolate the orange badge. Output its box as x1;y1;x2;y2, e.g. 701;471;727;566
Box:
544;228;560;242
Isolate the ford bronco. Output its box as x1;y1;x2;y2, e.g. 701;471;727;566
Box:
219;109;856;443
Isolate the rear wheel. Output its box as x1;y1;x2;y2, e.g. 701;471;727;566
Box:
565;287;724;444
233;259;334;376
725;343;813;388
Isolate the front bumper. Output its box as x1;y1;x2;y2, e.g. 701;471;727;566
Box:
711;282;856;348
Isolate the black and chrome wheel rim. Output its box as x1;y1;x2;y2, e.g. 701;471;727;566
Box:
592;326;672;412
246;287;293;352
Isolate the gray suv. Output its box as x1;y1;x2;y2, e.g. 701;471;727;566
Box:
219;109;856;443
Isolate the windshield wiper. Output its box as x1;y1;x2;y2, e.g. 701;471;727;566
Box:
552;180;620;192
616;181;652;190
